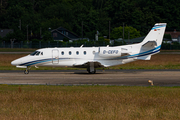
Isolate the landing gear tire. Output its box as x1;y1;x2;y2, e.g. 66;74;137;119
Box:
87;68;90;73
87;69;96;74
24;66;31;74
24;69;29;74
92;69;96;74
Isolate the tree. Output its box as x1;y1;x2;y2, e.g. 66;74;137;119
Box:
42;31;53;41
3;30;24;42
111;26;141;40
164;34;172;40
0;0;8;15
1;0;180;43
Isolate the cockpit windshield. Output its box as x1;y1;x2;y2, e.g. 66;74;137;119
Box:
30;51;42;56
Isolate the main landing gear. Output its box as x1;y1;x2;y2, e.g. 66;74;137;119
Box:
87;62;96;74
24;66;31;74
87;68;96;74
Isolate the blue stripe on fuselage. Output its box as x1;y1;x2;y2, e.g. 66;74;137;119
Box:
119;45;161;59
20;58;70;66
20;58;52;66
129;45;160;57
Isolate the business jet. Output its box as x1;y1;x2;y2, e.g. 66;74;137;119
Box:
11;23;166;74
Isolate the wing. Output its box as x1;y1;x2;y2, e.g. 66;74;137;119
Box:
73;61;104;68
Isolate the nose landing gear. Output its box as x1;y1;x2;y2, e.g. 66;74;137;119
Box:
24;66;31;74
24;69;29;74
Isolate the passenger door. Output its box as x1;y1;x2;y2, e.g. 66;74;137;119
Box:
52;49;59;64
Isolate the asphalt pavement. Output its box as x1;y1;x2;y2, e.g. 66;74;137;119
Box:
0;69;180;86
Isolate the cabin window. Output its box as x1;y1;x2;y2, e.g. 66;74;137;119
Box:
30;51;37;56
93;51;95;54
41;52;43;55
61;51;64;55
84;51;86;55
30;51;40;56
69;51;72;55
76;51;79;55
36;51;40;56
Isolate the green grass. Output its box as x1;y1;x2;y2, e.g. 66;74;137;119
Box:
0;85;180;120
0;66;83;70
0;48;36;52
109;64;180;70
161;50;180;52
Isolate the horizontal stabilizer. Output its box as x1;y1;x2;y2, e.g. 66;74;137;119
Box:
136;55;151;60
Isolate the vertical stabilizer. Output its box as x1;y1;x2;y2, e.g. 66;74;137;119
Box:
134;23;167;60
141;23;167;47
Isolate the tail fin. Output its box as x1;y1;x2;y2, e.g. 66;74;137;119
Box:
118;23;166;60
135;23;166;60
141;23;167;47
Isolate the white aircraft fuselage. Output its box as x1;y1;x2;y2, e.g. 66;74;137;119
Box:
11;23;167;74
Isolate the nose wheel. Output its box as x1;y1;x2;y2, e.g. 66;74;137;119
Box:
24;66;31;74
24;69;29;74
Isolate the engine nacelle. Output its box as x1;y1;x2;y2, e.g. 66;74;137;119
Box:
99;47;121;58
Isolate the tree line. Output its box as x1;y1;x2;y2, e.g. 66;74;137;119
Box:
0;0;179;43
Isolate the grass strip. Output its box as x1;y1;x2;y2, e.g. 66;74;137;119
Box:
0;48;36;52
0;85;179;119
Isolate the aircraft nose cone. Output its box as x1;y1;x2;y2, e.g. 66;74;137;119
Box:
11;59;21;66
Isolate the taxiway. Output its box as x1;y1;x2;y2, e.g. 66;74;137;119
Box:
0;70;180;86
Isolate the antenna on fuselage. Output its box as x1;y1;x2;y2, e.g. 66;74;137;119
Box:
80;44;84;48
